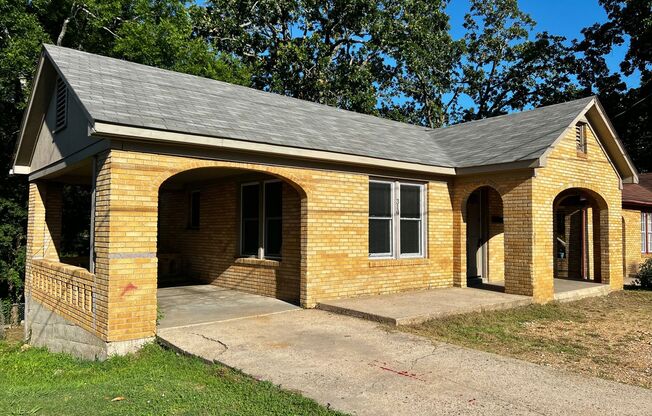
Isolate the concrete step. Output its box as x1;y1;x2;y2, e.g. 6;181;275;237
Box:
553;284;611;302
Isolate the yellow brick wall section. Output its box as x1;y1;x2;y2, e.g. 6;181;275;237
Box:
532;121;623;301
623;208;652;276
452;172;535;296
94;149;456;342
487;187;505;283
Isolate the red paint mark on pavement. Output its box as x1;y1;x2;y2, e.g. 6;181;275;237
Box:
368;360;427;382
120;283;138;297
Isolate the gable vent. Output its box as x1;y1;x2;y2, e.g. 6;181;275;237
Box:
54;78;68;132
575;123;587;153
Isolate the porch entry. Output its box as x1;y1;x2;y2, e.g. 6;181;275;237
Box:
157;167;303;304
466;186;504;286
553;189;604;282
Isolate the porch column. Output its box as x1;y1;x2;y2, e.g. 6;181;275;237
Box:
93;150;158;344
26;182;62;263
600;205;623;289
502;178;554;302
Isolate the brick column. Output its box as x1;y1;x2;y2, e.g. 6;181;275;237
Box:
93;151;158;343
602;205;623;289
502;177;555;302
26;182;62;263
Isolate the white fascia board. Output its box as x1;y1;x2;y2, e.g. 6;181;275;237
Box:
91;122;457;176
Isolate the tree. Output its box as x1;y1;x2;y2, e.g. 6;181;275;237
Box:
375;0;461;128
457;0;579;121
114;0;250;84
194;0;386;113
0;0;250;302
575;0;652;172
0;0;49;302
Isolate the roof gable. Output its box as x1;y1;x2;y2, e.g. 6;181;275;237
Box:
10;45;639;181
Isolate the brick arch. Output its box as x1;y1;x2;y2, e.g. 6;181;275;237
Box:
550;185;609;211
461;185;505;285
154;162;310;306
153;160;310;199
551;186;611;284
459;183;504;221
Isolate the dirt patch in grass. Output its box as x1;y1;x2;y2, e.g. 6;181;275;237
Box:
402;290;652;389
2;326;24;343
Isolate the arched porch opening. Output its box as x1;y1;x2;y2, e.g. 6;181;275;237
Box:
552;188;608;284
465;186;505;287
157;167;305;305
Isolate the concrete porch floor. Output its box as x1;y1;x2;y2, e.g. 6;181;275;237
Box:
317;287;533;326
157;285;300;329
317;278;612;326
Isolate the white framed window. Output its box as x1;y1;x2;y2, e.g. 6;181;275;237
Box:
240;180;282;259
369;179;426;258
648;213;652;253
643;213;648;254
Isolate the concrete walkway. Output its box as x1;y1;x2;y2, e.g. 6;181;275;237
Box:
158;309;652;416
157;285;299;329
317;287;531;326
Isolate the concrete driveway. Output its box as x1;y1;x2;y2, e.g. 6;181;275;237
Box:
158;309;652;416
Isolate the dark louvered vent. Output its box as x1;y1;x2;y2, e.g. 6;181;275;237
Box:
575;123;586;153
54;78;68;132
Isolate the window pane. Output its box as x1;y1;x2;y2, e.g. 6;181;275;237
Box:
400;185;421;219
242;219;259;255
643;213;647;233
242;184;260;255
369;218;391;254
400;220;420;254
370;182;392;217
648;214;652;253
643;213;647;253
266;219;282;256
265;182;282;218
242;184;259;219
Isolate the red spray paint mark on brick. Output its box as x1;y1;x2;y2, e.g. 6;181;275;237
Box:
120;283;138;297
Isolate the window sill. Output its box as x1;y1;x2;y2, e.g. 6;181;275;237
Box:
234;257;281;267
368;257;428;268
576;151;588;159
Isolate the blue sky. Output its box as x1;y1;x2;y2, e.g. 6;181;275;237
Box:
447;0;632;83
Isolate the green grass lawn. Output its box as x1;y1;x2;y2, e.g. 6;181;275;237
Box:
401;290;652;389
0;341;344;416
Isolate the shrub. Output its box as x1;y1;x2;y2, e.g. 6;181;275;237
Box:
635;258;652;290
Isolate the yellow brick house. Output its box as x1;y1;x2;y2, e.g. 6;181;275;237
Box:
12;45;640;358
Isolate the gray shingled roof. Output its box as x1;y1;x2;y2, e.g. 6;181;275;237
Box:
429;97;593;167
43;44;594;169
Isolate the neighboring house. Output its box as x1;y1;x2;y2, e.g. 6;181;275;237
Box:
12;45;640;358
622;173;652;277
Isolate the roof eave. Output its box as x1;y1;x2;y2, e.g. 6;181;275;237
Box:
91;121;457;176
11;52;47;174
455;159;540;176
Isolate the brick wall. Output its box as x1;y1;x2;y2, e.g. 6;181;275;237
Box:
531;121;623;301
487;187;504;283
25;115;626;343
86;149;458;342
623;208;652;277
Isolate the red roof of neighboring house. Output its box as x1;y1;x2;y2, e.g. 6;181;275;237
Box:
623;173;652;208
